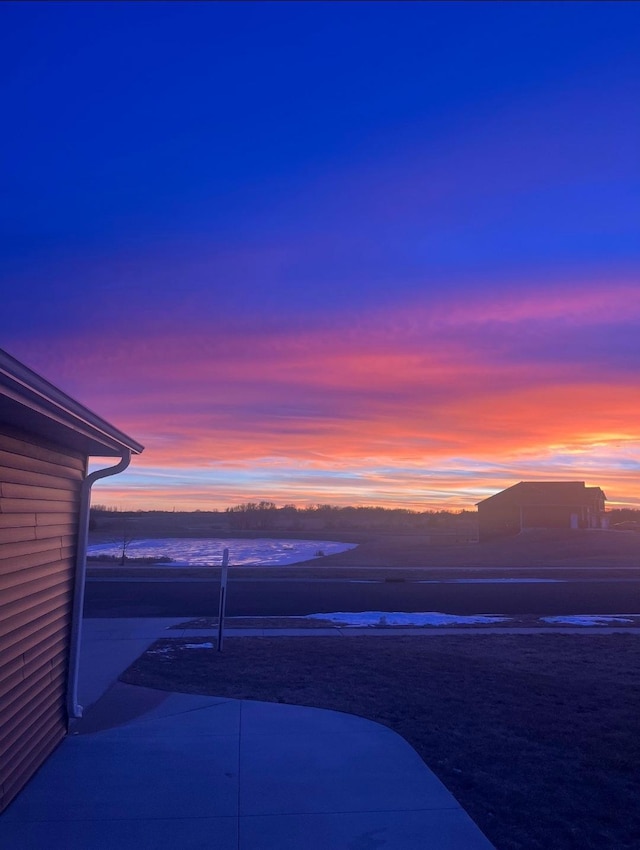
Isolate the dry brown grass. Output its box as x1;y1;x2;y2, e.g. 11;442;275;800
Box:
121;634;640;850
313;529;640;569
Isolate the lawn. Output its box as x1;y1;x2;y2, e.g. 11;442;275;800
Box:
120;633;640;850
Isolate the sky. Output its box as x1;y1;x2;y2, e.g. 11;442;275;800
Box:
1;1;639;511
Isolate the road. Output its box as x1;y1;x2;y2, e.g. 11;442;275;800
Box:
84;575;640;618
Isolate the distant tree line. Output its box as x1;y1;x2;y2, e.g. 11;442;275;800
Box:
224;502;478;531
90;502;478;533
607;508;640;525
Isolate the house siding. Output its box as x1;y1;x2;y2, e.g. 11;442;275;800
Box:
476;502;521;540
521;504;577;529
0;429;83;813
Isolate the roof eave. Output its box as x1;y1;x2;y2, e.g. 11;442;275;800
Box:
0;348;144;457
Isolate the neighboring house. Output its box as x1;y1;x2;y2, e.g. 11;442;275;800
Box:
0;348;143;813
476;481;607;542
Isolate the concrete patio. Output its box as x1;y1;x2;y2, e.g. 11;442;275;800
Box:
0;618;496;849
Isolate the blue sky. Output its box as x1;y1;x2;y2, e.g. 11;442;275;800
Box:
2;2;639;509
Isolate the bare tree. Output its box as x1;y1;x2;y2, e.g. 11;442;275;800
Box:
116;517;137;565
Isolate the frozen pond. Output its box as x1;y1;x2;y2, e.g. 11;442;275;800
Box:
87;537;356;567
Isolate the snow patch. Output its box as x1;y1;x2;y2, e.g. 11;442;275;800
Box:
445;578;564;584
306;611;510;627
541;615;640;626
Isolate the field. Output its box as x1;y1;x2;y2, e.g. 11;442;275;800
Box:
87;525;640;581
310;527;640;569
110;522;640;847
121;633;640;850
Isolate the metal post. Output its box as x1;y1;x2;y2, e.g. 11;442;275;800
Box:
217;548;229;651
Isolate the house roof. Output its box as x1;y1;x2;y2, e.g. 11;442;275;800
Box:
477;481;606;507
0;348;144;458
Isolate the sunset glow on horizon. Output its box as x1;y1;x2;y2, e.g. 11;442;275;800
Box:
2;3;639;512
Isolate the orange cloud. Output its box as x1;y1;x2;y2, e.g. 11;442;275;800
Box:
16;278;640;510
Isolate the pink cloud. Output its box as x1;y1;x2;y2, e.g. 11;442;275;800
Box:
11;277;640;509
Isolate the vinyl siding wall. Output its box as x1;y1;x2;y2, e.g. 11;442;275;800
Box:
0;429;83;813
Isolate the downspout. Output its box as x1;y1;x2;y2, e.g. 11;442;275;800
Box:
67;449;132;721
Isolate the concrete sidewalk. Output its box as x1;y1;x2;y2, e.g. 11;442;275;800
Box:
0;618;496;849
